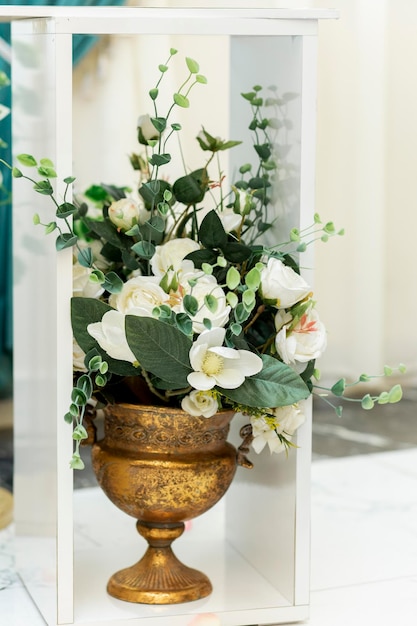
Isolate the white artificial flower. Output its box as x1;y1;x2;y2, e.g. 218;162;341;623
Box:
108;198;141;232
218;207;242;233
251;416;287;455
275;306;327;364
260;257;311;309
251;404;305;454
73;338;87;372
137;113;160;143
274;404;305;436
179;270;231;334
109;275;170;317
151;238;200;277
181;390;219;418
187;327;262;391
87;310;136;363
72;262;104;299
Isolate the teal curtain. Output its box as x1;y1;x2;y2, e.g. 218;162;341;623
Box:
0;0;126;398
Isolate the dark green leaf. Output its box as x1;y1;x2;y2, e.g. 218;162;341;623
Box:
86;218;128;250
183;294;199;317
199;210;228;249
139;179;172;210
151;116;167;133
185;248;218;269
218;354;310;407
125;316;192;387
34;180;53;195
254;144;272;161
77;247;93;268
248;176;271;190
102;271;123;294
222;242;252;263
172;168;208;205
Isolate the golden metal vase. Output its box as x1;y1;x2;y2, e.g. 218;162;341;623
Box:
91;403;240;605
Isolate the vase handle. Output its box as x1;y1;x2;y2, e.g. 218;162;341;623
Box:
236;424;254;469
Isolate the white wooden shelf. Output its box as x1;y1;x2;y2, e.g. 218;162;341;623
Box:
5;5;336;625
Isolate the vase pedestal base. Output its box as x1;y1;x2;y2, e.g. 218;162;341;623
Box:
107;521;212;604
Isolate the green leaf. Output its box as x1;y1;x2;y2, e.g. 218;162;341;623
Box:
131;240;156;260
139;179;172;210
34;180;53;195
72;424;88;441
185;248;217;269
89;269;105;284
125;316;193;387
12;167;23;178
196;74;207;84
64;176;76;184
158;64;168;73
245;267;261;290
253;144;272;161
17;153;37;167
186;57;199;74
204;294;218;314
173;93;190;108
222;242;252;263
199;210;228;249
37;165;57;178
149;153;171;167
56;233;77;251
151;116;167;133
172;168;208;205
102;271;123;294
56;202;77;218
45;222;57;235
71;387;88;406
388;384;403;403
69;453;85;470
77;247;93;268
361;394;375;410
331;378;346;397
175;313;193;335
226;266;241;290
149;88;159;100
183;294;199;317
218;354;310;407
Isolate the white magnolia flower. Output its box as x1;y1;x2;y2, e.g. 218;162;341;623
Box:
108;198;141;232
187;327;262;391
179;271;231;334
137;113;160;143
73;339;87;372
260;257;311;309
151;238;200;277
109;275;170;317
181;390;219;418
87;310;136;363
251;404;305;454
275;306;327;364
274;404;305;436
72;262;104;299
251;416;287;455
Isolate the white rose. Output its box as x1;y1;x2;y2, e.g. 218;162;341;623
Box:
275;306;327;364
137;114;160;143
181;390;219;418
151;238;200;277
87;310;136;363
72;262;104;299
179;271;230;334
108;198;141;232
109;276;170;317
218;208;242;233
260;257;311;308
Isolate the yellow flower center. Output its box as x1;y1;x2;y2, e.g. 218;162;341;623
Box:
202;351;224;376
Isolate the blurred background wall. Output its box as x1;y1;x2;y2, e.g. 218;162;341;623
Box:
71;0;417;387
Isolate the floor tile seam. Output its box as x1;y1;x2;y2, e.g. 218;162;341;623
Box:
310;572;417;594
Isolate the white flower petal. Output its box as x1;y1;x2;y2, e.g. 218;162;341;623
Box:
215;367;245;389
236;350;263;375
187;371;216;391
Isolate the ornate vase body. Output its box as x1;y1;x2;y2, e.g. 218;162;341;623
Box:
91;403;238;604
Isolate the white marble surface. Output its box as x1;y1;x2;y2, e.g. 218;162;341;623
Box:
1;448;417;625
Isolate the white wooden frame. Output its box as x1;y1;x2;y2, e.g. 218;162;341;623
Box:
4;6;337;625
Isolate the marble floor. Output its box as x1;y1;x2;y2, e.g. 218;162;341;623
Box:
0;390;417;625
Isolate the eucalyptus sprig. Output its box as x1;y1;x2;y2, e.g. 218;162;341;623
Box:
313;363;406;416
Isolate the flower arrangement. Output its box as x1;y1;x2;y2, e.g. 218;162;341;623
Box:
3;50;405;469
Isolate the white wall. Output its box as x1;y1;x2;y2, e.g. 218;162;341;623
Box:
72;0;417;386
